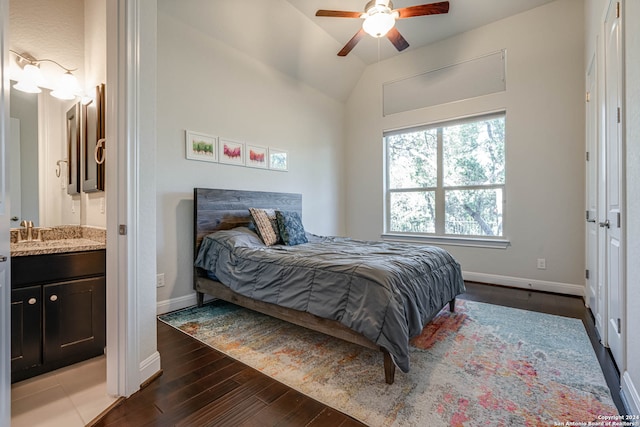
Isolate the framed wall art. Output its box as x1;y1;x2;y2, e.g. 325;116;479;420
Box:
245;144;268;169
268;148;288;171
186;130;218;162
219;139;245;166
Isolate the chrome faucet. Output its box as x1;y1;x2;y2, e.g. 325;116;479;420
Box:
19;220;35;242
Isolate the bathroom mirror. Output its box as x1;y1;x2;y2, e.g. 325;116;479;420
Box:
83;83;106;193
10;84;81;227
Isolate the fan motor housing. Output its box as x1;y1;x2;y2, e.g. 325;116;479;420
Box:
365;0;393;13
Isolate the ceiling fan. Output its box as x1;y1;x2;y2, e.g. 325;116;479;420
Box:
316;0;450;57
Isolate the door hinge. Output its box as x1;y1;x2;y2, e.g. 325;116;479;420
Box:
617;107;621;123
617;212;621;228
586;269;590;279
586;151;590;161
617;318;621;334
119;224;127;235
586;91;591;102
616;2;621;18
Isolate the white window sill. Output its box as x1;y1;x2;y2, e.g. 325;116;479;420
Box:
381;233;510;249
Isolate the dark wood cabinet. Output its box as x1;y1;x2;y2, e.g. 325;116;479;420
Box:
11;250;106;383
11;286;42;371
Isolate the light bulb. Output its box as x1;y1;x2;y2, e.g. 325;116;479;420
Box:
362;12;395;38
13;64;45;93
51;72;81;100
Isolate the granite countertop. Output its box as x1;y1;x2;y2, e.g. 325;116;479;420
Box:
10;238;106;257
10;225;106;257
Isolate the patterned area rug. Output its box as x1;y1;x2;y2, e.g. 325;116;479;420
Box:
159;299;618;426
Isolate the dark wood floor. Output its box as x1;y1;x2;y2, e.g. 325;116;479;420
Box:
94;282;626;426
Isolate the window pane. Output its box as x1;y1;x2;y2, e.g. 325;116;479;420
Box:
387;129;437;189
445;188;503;236
443;116;505;187
389;191;435;233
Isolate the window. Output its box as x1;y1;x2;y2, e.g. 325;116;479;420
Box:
385;113;506;239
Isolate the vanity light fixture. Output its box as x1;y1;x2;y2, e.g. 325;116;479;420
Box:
10;50;81;100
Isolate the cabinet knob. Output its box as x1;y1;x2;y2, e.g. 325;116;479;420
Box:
28;298;37;305
50;295;58;302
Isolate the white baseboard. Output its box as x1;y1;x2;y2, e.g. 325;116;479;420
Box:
156;292;215;315
462;271;585;297
139;351;161;386
622;371;640;416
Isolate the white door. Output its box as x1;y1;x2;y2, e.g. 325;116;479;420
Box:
1;0;13;421
585;55;598;314
602;0;624;368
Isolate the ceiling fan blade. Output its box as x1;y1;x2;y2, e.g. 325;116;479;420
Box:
386;27;410;52
338;28;366;56
316;10;362;18
395;1;449;19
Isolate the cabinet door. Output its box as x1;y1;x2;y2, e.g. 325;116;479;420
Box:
11;286;42;371
43;277;106;364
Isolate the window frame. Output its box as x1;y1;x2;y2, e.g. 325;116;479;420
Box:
383;112;509;248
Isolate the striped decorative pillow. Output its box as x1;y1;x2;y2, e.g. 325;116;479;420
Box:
248;208;279;246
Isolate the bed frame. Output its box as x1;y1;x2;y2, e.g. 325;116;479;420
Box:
192;187;456;384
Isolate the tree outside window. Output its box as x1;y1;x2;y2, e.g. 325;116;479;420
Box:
385;113;505;237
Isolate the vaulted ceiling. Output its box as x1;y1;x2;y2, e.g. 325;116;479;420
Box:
159;0;557;101
286;0;556;64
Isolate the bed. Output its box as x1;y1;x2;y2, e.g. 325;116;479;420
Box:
193;188;466;384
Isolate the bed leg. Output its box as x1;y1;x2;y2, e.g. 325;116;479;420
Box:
449;297;456;312
382;349;395;385
197;291;204;308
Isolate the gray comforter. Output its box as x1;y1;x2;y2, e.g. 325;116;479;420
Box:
194;227;466;373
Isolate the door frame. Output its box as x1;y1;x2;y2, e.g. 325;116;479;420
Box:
105;0;159;397
1;0;12;422
585;53;598;315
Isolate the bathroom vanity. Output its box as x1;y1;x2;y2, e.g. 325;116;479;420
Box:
10;226;106;383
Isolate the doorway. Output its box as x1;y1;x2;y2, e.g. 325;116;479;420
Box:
587;0;625;372
1;0;159;422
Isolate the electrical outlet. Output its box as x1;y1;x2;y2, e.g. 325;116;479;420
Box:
537;258;546;270
157;273;165;288
100;197;105;214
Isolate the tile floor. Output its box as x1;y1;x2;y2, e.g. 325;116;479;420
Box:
11;356;117;427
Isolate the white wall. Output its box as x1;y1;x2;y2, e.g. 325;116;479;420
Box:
155;6;346;309
345;0;585;292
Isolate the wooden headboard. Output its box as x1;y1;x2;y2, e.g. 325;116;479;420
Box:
193;188;302;265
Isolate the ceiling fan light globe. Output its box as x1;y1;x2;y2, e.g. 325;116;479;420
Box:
363;13;395;37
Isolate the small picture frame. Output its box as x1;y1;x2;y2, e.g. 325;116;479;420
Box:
269;148;288;171
245;144;268;169
186;130;218;162
219;139;245;166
